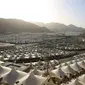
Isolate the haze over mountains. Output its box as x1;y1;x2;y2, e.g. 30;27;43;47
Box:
0;18;85;33
34;22;85;33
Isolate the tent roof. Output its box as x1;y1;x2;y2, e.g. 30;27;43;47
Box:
51;68;65;79
61;65;75;74
72;60;77;63
18;72;46;85
79;74;85;84
61;62;68;66
0;65;11;77
55;64;62;68
31;68;44;76
76;59;81;62
2;68;27;85
0;61;4;64
67;61;73;65
70;62;82;72
68;79;83;85
78;61;85;69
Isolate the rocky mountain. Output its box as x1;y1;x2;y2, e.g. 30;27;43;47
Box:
67;24;85;32
45;23;68;32
0;18;51;33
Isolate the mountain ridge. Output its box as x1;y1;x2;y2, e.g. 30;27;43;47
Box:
0;18;85;33
0;18;51;33
33;22;85;33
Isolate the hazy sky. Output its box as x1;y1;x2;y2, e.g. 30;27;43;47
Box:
0;0;85;27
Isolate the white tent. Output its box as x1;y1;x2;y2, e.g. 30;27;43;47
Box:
61;65;76;75
67;61;73;65
0;65;11;77
77;58;81;61
84;60;85;63
50;60;59;65
0;61;4;64
68;79;83;85
43;75;60;85
72;60;77;63
80;58;85;61
55;64;62;69
2;68;27;85
61;62;68;66
31;68;44;76
78;61;85;69
17;72;46;85
70;62;82;72
51;68;66;79
79;74;85;84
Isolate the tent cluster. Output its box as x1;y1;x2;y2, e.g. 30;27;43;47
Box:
23;59;59;72
0;57;85;85
67;74;85;85
50;57;85;85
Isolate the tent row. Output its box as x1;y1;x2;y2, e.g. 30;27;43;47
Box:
0;57;85;85
67;74;85;85
14;58;85;85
